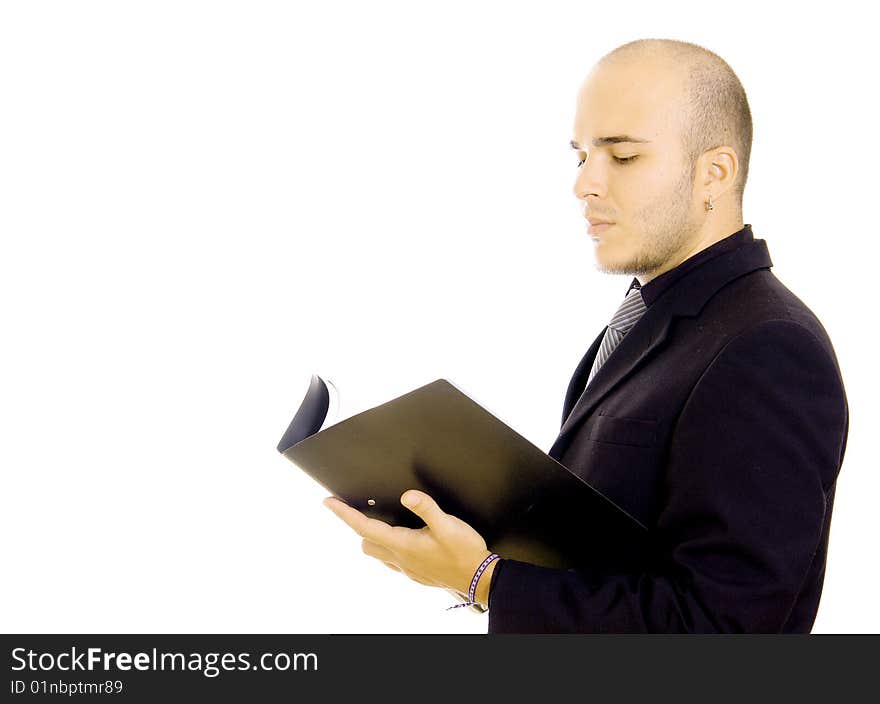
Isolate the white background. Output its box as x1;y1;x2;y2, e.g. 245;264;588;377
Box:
1;0;876;634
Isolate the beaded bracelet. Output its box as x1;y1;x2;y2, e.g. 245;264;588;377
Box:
446;553;501;611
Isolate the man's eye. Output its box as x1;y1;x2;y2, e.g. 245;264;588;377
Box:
576;154;638;168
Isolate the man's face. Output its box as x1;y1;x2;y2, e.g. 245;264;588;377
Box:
571;58;703;278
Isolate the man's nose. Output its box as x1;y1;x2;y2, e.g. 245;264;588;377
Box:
573;154;608;201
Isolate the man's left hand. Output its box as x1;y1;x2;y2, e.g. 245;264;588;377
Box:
322;490;492;599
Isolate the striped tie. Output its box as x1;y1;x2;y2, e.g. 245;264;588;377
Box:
586;285;647;387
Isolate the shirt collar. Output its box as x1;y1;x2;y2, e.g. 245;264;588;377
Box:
626;224;755;306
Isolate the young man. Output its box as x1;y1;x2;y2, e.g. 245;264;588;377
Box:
324;38;849;633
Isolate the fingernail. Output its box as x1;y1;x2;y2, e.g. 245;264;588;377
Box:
402;492;419;507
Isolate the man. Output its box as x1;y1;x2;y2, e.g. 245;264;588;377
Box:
324;38;849;633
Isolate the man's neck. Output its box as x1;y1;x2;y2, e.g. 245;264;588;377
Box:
637;215;744;286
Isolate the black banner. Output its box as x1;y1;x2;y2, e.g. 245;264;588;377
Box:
2;634;877;702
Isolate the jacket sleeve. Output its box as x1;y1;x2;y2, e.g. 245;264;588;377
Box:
487;320;848;633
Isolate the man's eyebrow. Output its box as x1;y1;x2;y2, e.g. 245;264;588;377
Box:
570;137;652;149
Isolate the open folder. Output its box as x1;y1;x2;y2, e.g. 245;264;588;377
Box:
277;375;647;579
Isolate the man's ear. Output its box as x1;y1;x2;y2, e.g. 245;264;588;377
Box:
702;145;739;196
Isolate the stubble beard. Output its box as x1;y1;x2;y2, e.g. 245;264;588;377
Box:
596;168;701;278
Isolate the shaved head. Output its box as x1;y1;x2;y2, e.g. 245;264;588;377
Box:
572;38;750;282
598;38;753;205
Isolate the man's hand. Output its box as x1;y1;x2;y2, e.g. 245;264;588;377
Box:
322;490;495;604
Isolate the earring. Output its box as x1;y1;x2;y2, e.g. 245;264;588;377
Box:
705;194;714;211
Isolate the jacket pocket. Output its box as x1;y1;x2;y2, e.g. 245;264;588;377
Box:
590;411;658;448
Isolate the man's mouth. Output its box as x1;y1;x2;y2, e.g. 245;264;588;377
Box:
588;222;614;236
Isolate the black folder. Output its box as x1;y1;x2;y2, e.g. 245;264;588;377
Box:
277;376;647;571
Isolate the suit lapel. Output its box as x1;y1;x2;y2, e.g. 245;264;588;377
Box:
549;239;774;460
559;328;606;426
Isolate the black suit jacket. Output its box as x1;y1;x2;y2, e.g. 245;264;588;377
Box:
487;236;849;633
